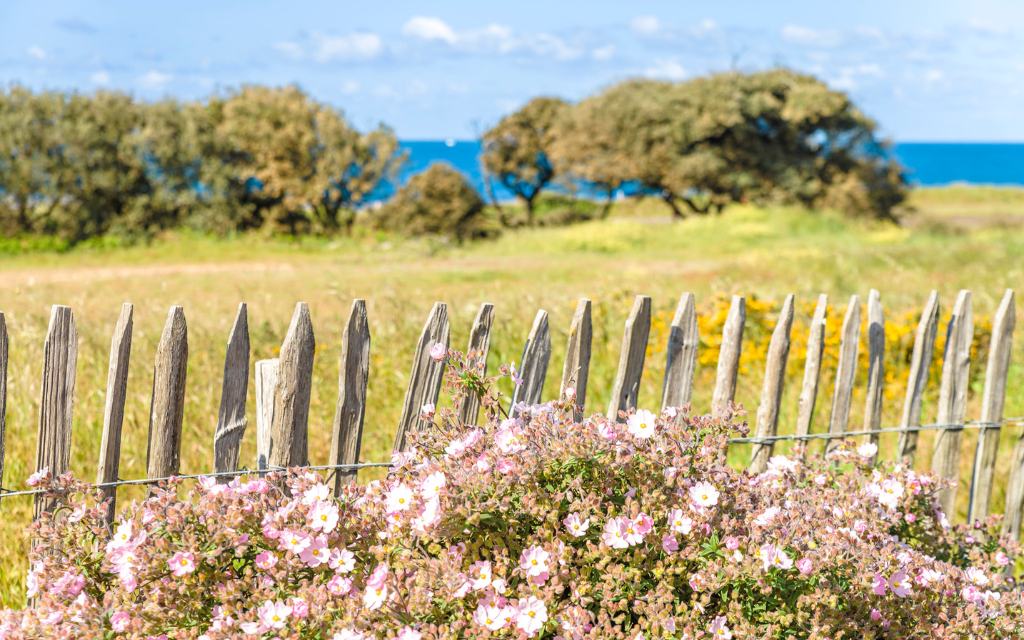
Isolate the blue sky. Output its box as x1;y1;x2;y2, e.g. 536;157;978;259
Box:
2;0;1024;140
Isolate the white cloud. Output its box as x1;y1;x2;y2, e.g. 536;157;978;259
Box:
402;16;457;44
138;70;172;88
27;45;46;60
312;32;382;62
631;16;660;36
925;69;944;82
90;71;110;85
644;58;686;81
273;41;305;60
341;80;360;95
592;45;615;61
781;25;844;48
967;18;1010;38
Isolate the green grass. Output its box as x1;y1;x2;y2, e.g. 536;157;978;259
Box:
0;186;1023;605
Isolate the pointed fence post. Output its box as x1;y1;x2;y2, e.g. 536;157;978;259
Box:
861;290;885;458
826;295;861;454
968;289;1014;524
96;304;133;522
750;295;795;473
329;300;370;495
394;303;449;452
662;293;699;415
254;359;279;475
795;295;827;440
608;295;652;420
511;310;551;414
213;304;250;476
269;303;316;470
458;303;495;426
35;305;77;518
896;292;941;466
931;290;974;519
146;306;188;484
712;295;745;418
560;299;592;422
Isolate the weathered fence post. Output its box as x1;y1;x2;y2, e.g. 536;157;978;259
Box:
608;295;652;420
269;303;316;469
394;302;449;452
458;302;495;426
662;293;699;415
826;295;860;454
968;289;1014;524
896;291;940;466
712;295;745;418
932;290;974;519
213;303;250;476
96;303;132;521
560;299;592;422
750;294;795;473
146;306;187;484
795;295;827;440
35;305;77;518
0;312;7;493
329;300;370;495
511;310;551;414
254;359;279;475
861;290;885;458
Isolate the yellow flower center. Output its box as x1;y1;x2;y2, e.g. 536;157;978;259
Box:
399;498;405;504
376;589;382;596
627;528;634;534
528;611;535;618
486;619;492;625
312;549;319;556
641;423;647;430
180;559;188;566
321;514;328;521
531;559;537;565
702;495;708;501
573;525;579;530
272;615;279;622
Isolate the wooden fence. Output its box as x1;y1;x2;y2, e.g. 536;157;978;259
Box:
3;289;1024;541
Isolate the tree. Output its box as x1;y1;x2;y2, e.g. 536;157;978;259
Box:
374;163;495;242
480;97;568;226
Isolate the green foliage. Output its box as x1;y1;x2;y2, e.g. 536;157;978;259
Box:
374;163;497;242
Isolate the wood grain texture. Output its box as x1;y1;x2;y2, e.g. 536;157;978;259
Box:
213;303;250;476
662;293;699;414
269;303;316;470
560;299;592;422
969;289;1014;523
393;302;450;452
826;295;861;454
146;306;188;483
931;290;974;519
254;358;279;474
96;303;133;521
458;302;495;427
861;290;885;456
35;305;77;518
795;294;827;439
750;294;795;473
711;295;745;418
608;295;652;420
0;312;9;492
511;309;551;413
896;291;940;466
330;300;370;494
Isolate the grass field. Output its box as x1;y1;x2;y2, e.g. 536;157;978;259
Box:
0;186;1023;604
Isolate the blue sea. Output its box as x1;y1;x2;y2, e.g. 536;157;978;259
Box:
382;141;1024;201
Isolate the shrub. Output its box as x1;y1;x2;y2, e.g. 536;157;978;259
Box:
3;351;1022;639
375;163;497;242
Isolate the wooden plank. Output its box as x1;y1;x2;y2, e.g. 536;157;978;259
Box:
0;312;8;492
931;290;974;519
608;295;653;420
896;291;941;466
96;303;133;522
212;303;250;476
795;294;827;439
560;299;592;422
662;293;699;414
146;306;188;483
393;302;450;452
711;295;745;418
750;294;795;473
826;295;861;454
511;309;551;413
458;302;495;426
254;358;279;475
269;303;316;470
329;300;370;495
34;305;77;518
861;289;885;457
969;289;1014;523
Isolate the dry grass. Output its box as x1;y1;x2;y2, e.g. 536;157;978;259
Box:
0;189;1023;604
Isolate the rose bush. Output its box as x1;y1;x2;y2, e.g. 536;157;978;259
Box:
2;349;1022;639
